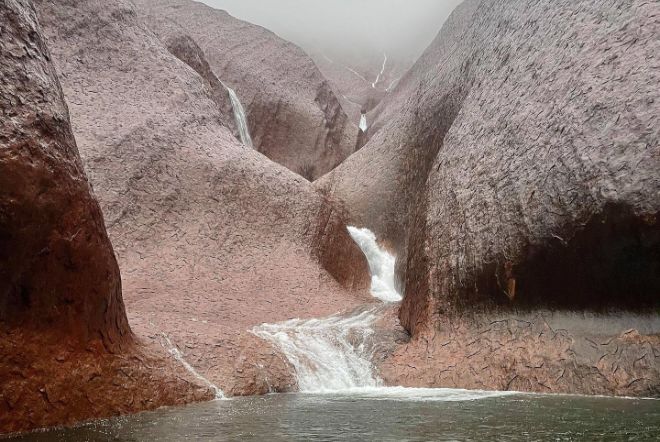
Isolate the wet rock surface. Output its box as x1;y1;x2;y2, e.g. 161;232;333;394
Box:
33;0;370;404
380;312;660;397
2;0;659;434
133;0;360;181
0;0;211;434
323;0;660;396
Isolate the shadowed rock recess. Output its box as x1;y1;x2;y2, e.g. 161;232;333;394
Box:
321;0;659;395
0;0;212;434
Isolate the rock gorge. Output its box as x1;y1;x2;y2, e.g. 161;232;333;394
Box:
322;0;659;396
1;0;658;435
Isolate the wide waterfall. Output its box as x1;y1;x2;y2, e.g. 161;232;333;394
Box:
254;308;383;392
253;226;401;392
223;83;254;147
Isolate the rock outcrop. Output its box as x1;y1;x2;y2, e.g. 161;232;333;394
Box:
33;0;370;402
322;0;660;396
0;0;211;434
133;0;360;181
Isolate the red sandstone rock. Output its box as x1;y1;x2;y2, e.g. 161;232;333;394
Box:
33;0;370;402
133;0;360;181
0;0;212;434
322;0;660;396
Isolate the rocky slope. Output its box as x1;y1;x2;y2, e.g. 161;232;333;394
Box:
311;51;411;128
0;0;211;434
133;0;360;181
33;0;371;403
321;0;660;396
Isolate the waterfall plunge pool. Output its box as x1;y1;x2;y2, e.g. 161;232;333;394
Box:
10;226;660;440
12;391;660;441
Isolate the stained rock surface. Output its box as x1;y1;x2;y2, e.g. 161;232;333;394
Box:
0;0;211;434
133;0;360;181
33;0;370;401
321;0;660;396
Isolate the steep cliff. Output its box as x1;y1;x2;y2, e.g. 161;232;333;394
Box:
34;0;370;400
0;0;210;434
322;0;660;396
133;0;360;181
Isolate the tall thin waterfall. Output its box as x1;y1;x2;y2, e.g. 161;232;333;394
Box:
253;226;401;392
160;334;224;399
359;114;368;132
372;53;387;88
223;83;253;148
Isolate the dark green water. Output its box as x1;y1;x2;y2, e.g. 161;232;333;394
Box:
11;390;660;441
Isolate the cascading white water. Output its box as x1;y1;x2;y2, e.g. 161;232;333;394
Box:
347;226;402;303
252;228;514;400
223;84;254;148
359;114;368;132
252;227;401;392
254;308;383;392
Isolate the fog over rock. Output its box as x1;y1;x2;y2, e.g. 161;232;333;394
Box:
200;0;463;64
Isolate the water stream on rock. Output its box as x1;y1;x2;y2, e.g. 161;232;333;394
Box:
253;226;402;392
359;113;368;132
160;334;225;399
372;53;388;88
223;83;253;147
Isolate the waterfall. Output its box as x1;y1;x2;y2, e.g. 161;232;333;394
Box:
253;227;401;392
160;334;224;399
359;114;368;132
372;53;388;88
223;83;253;148
347;226;402;303
254;308;383;392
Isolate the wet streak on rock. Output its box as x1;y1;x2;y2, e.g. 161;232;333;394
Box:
0;1;213;434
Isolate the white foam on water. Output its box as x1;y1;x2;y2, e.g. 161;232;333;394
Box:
347;226;402;303
306;386;517;402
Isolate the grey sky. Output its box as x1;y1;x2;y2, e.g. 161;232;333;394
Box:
198;0;464;63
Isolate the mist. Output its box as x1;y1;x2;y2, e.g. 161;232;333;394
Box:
198;0;464;64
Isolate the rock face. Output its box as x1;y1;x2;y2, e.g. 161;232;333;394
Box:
311;51;411;130
0;0;211;434
322;0;660;396
0;0;125;351
33;0;370;402
133;0;360;181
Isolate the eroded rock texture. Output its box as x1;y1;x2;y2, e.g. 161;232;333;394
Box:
0;0;211;434
133;0;360;181
323;0;660;395
33;0;370;399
